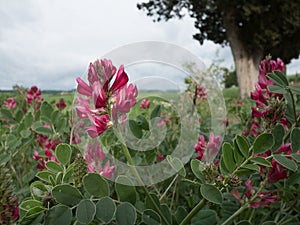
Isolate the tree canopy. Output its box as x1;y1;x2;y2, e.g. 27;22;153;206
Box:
137;0;300;64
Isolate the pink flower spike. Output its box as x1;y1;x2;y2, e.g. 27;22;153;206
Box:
100;161;115;178
245;180;253;191
76;77;92;96
110;65;129;93
140;98;151;109
92;81;107;109
86;114;110;138
56;98;66;110
3;97;17;109
205;132;221;162
88;62;99;85
100;59;117;90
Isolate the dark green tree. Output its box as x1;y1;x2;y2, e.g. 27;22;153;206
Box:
137;0;300;98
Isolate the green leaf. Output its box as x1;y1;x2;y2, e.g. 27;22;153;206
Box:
175;206;188;224
30;181;49;200
136;114;149;130
253;133;274;154
23;206;45;218
41;101;54;119
219;158;229;175
233;143;244;165
150;105;161;119
33;126;52;135
24;112;33;128
241;163;260;172
63;163;74;183
190;159;205;181
95;197;116;223
52;184;83;207
145;193;160;213
19;200;42;212
115;202;137;225
55;143;72;165
46;161;63;173
0;108;14;120
191;209;217;225
235;135;249;158
291;127;300;153
291;154;300;162
200;184;222;204
76;199;96;224
160;204;172;225
222;143;236;173
83;173;110;198
250;157;271;167
166;155;186;177
267;85;287;94
115;175;137;204
20;212;44;225
142;209;161;225
44;205;72;225
129;119;143;139
36;171;55;183
289;85;300;94
0;154;11;165
274;155;297;172
271;124;285;151
20;129;31;138
267;71;288;87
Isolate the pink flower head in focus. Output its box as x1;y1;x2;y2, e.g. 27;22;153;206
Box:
3;97;17;109
75;59;138;138
140;98;151;109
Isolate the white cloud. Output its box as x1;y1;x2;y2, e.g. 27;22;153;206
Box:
0;0;298;90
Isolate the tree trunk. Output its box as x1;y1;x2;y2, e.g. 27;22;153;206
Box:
223;9;262;98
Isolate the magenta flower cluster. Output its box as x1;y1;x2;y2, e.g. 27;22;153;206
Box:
76;59;138;138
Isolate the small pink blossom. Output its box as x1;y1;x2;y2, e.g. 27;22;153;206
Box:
86;114;111;138
3;97;17;109
27;86;43;105
140;98;151;109
156;154;165;162
56;98;67;110
195;132;221;162
85;141;115;178
110;65;129;93
196;85;207;100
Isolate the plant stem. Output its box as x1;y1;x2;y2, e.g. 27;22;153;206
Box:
221;204;248;225
116;131;171;225
179;198;206;225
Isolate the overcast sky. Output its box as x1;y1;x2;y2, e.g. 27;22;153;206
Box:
0;0;299;90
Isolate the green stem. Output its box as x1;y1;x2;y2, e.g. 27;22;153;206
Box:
116;131;171;225
179;198;206;225
221;204;248;225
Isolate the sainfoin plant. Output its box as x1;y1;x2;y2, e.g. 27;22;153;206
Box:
0;56;299;225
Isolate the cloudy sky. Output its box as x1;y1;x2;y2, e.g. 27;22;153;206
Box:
0;0;299;90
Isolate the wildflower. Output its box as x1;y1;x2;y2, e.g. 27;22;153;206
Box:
156;154;165;162
27;86;43;104
85;141;115;178
56;98;67;110
196;85;207;100
86;114;112;138
195;132;221;162
140;98;151;109
3;97;17;109
75;59;138;138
